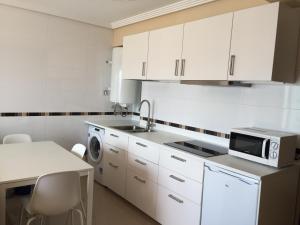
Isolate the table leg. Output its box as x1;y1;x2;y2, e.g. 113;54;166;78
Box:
86;169;94;225
0;186;6;225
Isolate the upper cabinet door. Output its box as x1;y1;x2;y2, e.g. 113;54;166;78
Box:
228;3;279;81
181;13;233;81
147;25;184;80
122;32;149;80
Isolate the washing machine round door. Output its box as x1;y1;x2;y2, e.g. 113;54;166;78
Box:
88;134;103;163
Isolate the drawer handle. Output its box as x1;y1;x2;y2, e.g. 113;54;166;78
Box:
134;176;146;184
110;134;119;138
169;175;185;183
109;148;119;154
136;142;147;148
135;159;147;166
168;194;184;204
171;155;186;162
109;162;119;169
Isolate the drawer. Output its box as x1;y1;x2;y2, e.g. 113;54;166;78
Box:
127;153;158;182
105;129;128;150
128;137;159;164
156;185;201;225
125;169;157;219
104;143;127;163
159;146;204;182
103;157;126;197
158;166;202;205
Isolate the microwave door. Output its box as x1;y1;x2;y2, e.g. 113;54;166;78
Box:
230;133;269;158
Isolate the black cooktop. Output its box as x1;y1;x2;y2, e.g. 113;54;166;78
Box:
164;140;228;158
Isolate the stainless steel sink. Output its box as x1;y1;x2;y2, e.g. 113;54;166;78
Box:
110;125;154;133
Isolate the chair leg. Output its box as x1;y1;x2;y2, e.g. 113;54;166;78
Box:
19;207;25;225
71;210;74;225
26;216;38;225
73;209;84;225
40;216;45;225
65;211;71;225
80;200;86;220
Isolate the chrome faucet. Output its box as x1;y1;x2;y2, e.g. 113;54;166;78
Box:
138;99;153;132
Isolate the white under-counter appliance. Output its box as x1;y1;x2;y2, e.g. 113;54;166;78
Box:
228;127;297;168
201;162;299;225
87;125;105;184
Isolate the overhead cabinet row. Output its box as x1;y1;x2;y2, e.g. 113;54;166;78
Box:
122;2;299;83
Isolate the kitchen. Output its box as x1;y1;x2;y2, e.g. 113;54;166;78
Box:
0;0;300;225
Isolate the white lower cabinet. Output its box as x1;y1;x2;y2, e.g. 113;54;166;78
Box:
125;169;157;218
103;144;127;197
156;186;201;225
158;166;202;205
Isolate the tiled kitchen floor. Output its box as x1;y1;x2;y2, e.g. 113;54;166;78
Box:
7;182;159;225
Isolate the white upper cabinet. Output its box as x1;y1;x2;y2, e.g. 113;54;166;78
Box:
181;13;233;81
147;24;184;80
228;2;299;82
122;32;149;80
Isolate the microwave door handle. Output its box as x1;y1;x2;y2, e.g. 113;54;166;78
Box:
261;139;268;159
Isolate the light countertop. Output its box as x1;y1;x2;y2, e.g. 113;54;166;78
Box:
85;119;296;180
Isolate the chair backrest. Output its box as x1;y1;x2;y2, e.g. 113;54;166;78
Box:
3;134;32;144
28;171;81;216
71;144;86;159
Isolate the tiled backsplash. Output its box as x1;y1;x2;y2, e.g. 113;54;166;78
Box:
140;81;300;147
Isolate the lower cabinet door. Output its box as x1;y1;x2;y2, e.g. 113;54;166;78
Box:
125;169;157;219
156;186;201;225
103;159;126;198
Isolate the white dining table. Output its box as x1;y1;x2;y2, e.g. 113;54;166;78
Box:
0;141;94;225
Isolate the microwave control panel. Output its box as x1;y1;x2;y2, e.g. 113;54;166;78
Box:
269;140;279;159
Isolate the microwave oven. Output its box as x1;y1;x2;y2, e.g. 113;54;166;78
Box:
229;127;297;168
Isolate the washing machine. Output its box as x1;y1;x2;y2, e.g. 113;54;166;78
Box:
87;125;105;185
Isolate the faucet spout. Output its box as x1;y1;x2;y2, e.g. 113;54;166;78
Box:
138;99;152;132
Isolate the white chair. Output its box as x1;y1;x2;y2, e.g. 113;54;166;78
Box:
71;144;86;159
19;171;85;225
3;134;32;196
3;134;32;144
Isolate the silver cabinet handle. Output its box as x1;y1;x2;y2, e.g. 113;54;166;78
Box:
168;194;184;204
174;59;180;76
134;176;146;184
136;142;147;148
109;162;119;169
171;155;186;162
109;148;119;154
180;59;186;76
142;62;146;76
169;175;185;183
229;55;235;76
135;159;147;166
110;133;119;138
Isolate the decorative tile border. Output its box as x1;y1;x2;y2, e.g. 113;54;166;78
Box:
0;112;134;117
139;116;230;139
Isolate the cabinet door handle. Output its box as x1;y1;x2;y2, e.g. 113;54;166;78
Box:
109;162;119;169
134;176;146;184
168;194;184;204
229;55;235;76
110;134;119;138
180;59;186;76
142;62;146;76
135;159;147;166
171;155;186;162
169;175;185;183
136;142;147;148
109;148;119;154
174;59;180;76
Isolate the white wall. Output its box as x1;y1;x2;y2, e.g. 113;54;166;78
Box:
141;81;300;147
0;5;114;148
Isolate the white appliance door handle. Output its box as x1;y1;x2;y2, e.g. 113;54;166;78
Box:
261;139;268;159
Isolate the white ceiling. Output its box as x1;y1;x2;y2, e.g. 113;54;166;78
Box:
0;0;182;28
